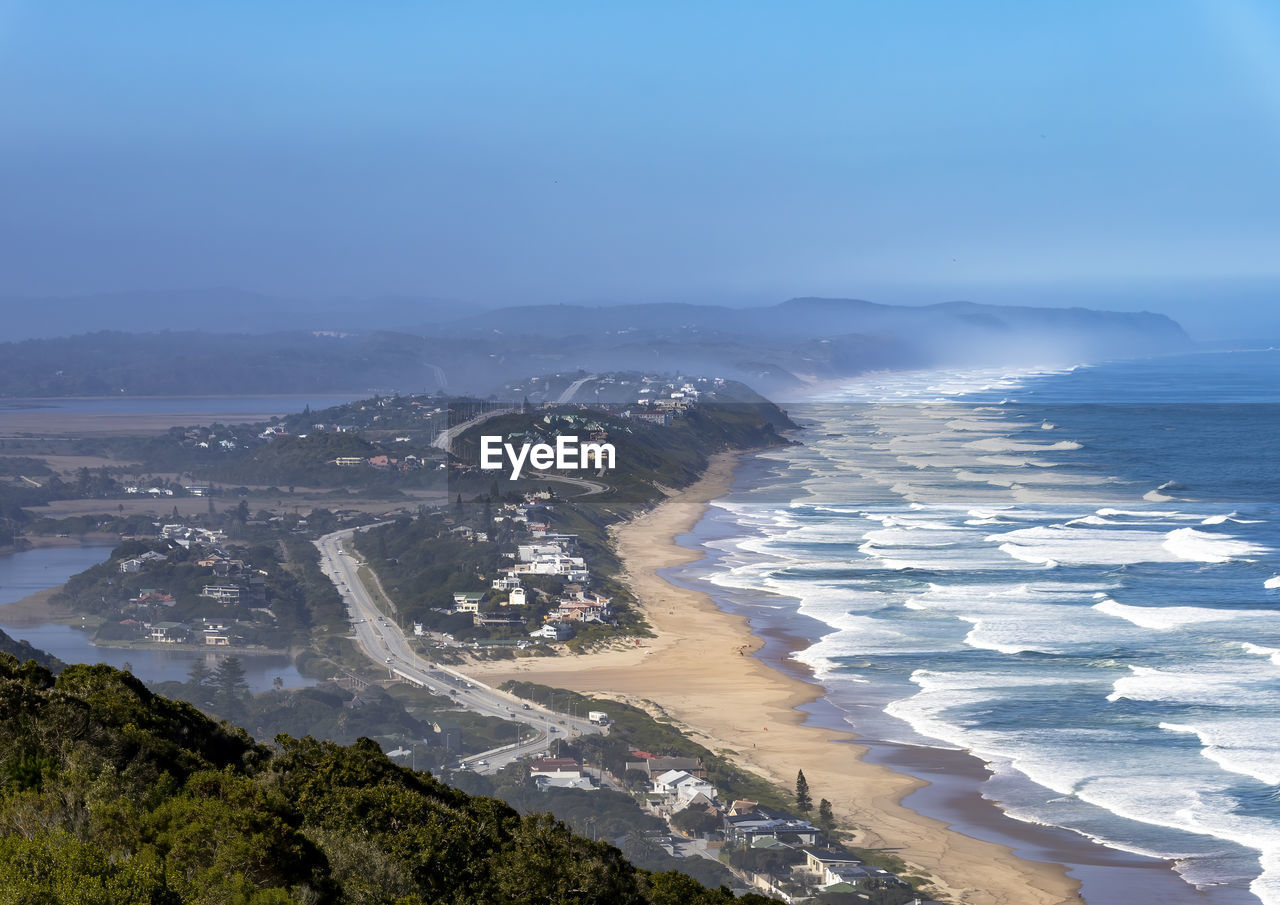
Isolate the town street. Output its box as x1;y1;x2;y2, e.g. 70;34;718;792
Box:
314;527;602;774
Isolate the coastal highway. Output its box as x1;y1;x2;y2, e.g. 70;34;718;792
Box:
528;471;609;497
315;527;602;773
431;407;517;451
556;374;596;403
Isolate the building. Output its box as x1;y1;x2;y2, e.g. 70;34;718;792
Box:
624;756;707;781
533;774;597;791
452;592;484;614
507;587;527;606
530;623;574;642
119;550;168;573
652;769;716;803
529;757;583;779
724;813;820;848
148;621;188;643
801;848;863;879
200;584;243;604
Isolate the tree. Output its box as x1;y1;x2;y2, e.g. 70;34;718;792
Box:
818;798;834;832
187;660;214;706
795;769;812;813
671;806;721;837
212;656;249;715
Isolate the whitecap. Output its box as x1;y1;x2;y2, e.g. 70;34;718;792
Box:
1162;527;1268;563
1092;598;1256;630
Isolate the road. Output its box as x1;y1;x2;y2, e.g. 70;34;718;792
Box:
315;527;603;773
556;374;596;403
431;407;517;451
528;471;609;496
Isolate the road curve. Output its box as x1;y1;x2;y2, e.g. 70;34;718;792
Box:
431;408;517;451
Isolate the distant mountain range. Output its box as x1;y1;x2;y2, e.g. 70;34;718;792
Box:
0;292;1190;399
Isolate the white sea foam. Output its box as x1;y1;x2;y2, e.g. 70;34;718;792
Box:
1160;721;1280;785
1106;664;1278;705
1095;508;1200;520
1242;642;1280;667
963;437;1083;453
1162;527;1268;563
1265;576;1280;590
991;525;1185;566
1092;598;1255;631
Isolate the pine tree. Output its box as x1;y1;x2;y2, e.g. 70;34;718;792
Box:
187;659;212;690
187;659;214;707
818;798;834;832
212;656;250;715
795;769;812;813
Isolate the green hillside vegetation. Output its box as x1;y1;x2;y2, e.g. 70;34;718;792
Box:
0;628;65;672
0;654;775;904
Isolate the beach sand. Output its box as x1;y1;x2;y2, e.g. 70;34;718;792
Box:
465;451;1081;905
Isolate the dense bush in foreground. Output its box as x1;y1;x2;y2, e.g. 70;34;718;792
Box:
0;654;772;904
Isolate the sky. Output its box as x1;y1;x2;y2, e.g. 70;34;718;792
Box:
1;1;1278;338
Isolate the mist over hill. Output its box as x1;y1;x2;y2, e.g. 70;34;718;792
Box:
0;294;1190;400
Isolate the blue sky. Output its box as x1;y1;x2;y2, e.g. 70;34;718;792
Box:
1;1;1278;337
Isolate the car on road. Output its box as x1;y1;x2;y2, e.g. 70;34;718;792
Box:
522;703;531;710
476;760;488;767
385;657;393;663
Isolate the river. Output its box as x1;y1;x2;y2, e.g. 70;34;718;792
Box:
0;543;315;692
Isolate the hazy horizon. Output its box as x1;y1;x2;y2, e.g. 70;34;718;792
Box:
2;2;1279;340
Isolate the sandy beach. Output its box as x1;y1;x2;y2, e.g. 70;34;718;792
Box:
465;451;1082;905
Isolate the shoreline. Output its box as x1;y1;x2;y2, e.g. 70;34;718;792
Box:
465;450;1082;905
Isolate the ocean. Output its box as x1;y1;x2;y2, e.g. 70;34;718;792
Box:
676;348;1280;905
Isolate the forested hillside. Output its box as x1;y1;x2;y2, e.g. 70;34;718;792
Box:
0;655;773;904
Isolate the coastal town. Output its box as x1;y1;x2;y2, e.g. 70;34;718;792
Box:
3;387;959;903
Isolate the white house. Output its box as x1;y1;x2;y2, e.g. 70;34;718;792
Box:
452;592;484;614
507;587;527;606
652;769;716;803
530;623;574;642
